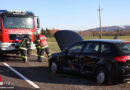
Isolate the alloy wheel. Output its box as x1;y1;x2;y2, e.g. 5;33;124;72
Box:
97;70;105;85
51;62;57;73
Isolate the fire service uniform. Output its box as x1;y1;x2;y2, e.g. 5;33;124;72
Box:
35;35;50;62
19;35;31;62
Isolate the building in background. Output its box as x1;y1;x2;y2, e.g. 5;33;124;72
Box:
48;29;59;35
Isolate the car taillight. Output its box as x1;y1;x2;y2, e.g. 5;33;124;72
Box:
114;56;130;62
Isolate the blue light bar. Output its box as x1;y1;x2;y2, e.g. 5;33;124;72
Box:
26;11;33;14
0;10;8;13
0;10;8;12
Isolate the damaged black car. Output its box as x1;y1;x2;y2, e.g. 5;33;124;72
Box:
49;30;130;85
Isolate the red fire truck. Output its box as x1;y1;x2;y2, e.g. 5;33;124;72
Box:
0;10;40;54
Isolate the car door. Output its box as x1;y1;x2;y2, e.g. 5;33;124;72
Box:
79;42;100;74
99;43;114;66
60;42;84;72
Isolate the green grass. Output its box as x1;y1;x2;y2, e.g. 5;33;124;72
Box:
47;37;56;42
48;36;130;42
32;42;60;56
48;42;60;54
47;37;60;53
83;36;130;40
33;36;130;56
47;36;130;54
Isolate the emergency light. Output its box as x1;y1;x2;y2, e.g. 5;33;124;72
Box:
0;10;8;13
26;11;33;14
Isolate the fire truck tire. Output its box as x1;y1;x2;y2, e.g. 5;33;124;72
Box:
0;52;4;60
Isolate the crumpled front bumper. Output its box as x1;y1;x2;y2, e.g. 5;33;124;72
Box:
0;42;36;51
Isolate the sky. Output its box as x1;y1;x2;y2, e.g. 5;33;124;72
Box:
1;0;130;31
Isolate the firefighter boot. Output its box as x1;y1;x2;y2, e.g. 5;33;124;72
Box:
38;58;43;62
37;56;40;62
23;57;27;63
38;57;43;62
38;55;43;62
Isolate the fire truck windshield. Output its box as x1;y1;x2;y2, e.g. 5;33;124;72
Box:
3;16;34;29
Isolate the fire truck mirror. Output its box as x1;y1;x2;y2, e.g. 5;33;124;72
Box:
37;17;40;28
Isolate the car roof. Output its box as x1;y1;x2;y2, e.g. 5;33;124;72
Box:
83;39;130;43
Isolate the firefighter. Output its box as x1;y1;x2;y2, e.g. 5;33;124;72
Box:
19;35;31;62
35;34;50;62
34;34;41;59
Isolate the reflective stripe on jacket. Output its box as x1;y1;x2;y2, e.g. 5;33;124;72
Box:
19;38;31;50
19;47;27;50
41;45;48;49
39;35;48;47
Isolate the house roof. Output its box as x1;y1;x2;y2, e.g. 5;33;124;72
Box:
49;29;59;34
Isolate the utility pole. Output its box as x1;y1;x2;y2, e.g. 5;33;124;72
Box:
98;4;103;39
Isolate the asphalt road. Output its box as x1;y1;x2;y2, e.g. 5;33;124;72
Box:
0;54;130;90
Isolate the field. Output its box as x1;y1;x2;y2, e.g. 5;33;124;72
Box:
48;36;130;54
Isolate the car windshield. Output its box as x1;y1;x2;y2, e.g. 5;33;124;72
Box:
3;16;34;29
117;43;130;54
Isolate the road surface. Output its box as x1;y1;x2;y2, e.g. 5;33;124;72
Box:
0;54;130;90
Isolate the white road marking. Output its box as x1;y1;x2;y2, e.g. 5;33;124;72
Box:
3;63;40;89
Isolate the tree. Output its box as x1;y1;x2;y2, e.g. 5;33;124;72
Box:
46;28;51;37
41;28;46;35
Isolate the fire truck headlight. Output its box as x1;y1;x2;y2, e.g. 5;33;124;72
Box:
15;38;18;40
1;43;16;50
1;43;9;47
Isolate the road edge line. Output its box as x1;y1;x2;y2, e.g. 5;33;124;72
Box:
3;63;40;89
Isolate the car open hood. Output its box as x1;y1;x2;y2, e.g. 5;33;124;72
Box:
54;30;84;51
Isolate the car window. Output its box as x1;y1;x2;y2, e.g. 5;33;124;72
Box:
101;44;112;53
68;43;83;53
83;43;99;53
117;43;130;54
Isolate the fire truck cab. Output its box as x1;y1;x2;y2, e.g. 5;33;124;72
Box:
0;10;39;54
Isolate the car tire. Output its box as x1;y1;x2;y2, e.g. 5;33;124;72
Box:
49;61;58;73
96;67;109;85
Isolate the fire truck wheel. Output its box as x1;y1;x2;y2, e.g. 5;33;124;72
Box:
0;52;4;60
